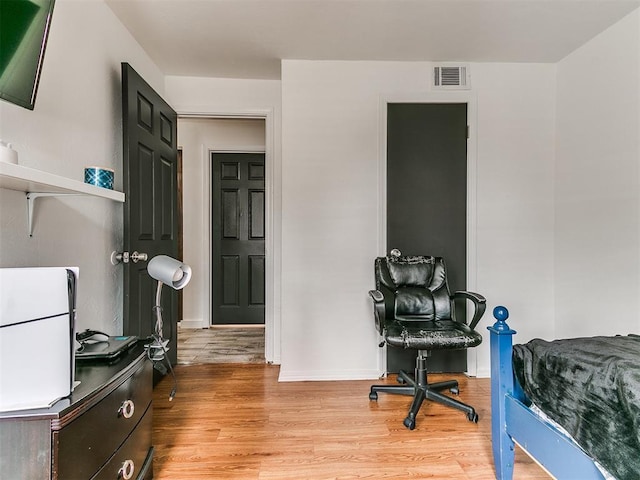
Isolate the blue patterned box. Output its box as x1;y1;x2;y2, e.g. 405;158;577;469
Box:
84;167;114;190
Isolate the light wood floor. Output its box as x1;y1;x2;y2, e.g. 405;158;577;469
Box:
152;364;549;479
177;326;265;364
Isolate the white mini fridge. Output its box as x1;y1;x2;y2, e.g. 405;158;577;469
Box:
0;267;78;411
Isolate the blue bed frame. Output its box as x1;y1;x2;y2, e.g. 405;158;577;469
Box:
489;306;606;480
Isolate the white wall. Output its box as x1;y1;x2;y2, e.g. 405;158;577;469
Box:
279;60;556;380
555;9;640;338
0;0;164;335
472;63;557;374
177;117;266;329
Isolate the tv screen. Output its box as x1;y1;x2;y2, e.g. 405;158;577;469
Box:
0;0;56;110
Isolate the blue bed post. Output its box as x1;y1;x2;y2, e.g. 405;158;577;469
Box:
488;306;516;480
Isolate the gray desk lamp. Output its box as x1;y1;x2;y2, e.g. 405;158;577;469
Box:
147;255;192;399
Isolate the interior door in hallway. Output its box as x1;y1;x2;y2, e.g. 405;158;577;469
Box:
211;152;266;325
386;102;468;373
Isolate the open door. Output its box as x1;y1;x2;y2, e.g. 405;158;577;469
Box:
121;63;179;365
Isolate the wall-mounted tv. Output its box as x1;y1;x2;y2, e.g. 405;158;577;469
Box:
0;0;56;110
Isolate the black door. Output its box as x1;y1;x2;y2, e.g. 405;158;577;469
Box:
122;63;179;364
211;152;265;325
386;102;468;373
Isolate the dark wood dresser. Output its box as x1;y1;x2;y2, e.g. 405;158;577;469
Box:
0;343;153;480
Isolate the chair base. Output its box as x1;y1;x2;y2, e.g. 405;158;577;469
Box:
369;352;478;430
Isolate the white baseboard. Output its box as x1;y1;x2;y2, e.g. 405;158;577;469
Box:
277;368;381;382
277;368;490;382
179;319;206;329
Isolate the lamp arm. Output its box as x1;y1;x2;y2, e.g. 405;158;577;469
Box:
154;280;164;338
146;273;181;402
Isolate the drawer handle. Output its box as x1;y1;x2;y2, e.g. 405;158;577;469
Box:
118;399;135;419
119;459;135;480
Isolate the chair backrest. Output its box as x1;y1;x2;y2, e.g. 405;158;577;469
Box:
375;255;452;321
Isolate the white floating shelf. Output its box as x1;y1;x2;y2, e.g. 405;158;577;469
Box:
0;162;124;236
0;162;124;201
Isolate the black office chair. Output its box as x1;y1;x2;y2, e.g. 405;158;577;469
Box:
368;251;486;430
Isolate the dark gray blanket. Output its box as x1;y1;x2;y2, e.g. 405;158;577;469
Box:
513;335;640;480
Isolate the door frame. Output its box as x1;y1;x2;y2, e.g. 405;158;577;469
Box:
178;109;279;364
378;91;479;376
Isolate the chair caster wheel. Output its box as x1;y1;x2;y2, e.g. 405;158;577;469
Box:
450;387;459;395
403;416;416;430
467;411;479;423
397;376;405;384
369;391;378;401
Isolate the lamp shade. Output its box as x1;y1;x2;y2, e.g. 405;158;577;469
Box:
147;255;192;290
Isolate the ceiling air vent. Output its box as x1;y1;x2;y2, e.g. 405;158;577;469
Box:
433;64;470;90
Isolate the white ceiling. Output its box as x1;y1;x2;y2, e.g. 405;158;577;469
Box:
105;0;640;80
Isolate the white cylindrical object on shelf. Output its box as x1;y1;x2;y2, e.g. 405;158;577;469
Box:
0;140;18;164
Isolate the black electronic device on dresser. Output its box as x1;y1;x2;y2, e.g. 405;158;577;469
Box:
0;343;153;480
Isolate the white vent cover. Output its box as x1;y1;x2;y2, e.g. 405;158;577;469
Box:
433;64;470;90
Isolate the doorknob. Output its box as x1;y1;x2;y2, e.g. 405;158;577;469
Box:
111;251;149;265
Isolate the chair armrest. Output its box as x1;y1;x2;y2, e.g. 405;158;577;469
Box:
369;289;387;335
452;290;487;330
369;289;384;303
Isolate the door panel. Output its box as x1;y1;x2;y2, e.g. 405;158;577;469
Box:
386;102;467;373
222;255;239;305
122;62;179;365
249;256;265;305
212;152;266;325
160;157;176;239
249;190;265;238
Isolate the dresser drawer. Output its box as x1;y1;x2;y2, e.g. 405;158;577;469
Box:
91;405;153;480
54;359;152;479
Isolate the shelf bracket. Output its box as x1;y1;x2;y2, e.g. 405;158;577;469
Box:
26;192;80;237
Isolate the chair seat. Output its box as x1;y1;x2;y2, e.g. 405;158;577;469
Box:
385;319;483;350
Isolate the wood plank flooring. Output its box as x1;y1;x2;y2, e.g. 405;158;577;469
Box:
152;364;549;479
178;326;265;364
